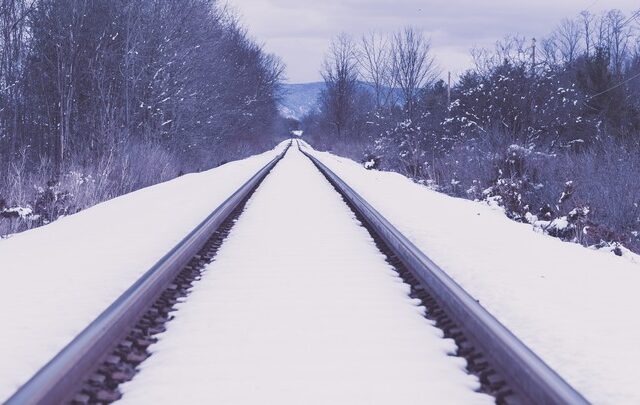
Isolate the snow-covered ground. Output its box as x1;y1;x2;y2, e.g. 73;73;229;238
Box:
119;147;491;404
4;137;637;404
0;142;288;402
301;141;640;405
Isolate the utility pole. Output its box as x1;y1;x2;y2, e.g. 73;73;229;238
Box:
531;37;536;76
447;71;451;107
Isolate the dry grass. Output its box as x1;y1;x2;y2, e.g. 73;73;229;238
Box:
1;136;278;237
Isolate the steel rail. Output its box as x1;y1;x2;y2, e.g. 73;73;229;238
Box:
299;142;588;405
6;143;290;405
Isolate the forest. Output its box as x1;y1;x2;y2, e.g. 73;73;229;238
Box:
0;0;285;235
304;9;640;254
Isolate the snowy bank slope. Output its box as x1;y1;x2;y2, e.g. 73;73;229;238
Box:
0;142;287;402
302;142;640;404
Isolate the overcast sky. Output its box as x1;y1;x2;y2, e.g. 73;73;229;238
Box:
225;0;639;83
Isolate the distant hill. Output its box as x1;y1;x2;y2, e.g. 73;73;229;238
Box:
279;82;323;121
279;81;404;121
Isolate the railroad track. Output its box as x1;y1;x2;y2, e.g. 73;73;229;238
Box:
7;139;588;404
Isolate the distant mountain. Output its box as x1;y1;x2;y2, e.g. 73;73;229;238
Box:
279;82;324;121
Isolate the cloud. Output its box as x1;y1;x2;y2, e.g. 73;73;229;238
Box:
227;0;639;82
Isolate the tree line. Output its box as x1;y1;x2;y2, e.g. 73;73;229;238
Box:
0;0;285;234
304;9;640;254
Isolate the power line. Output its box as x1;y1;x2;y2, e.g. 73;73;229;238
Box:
587;70;640;99
580;8;640;101
620;9;640;28
578;4;639;28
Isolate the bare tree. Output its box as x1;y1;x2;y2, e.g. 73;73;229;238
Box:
2;0;284;180
554;18;582;64
0;0;33;159
580;10;594;57
320;33;359;139
391;27;439;117
471;46;498;77
472;35;533;73
358;31;394;109
603;10;633;75
540;36;559;67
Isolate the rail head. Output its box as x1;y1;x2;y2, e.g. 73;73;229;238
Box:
6;142;290;405
298;142;588;405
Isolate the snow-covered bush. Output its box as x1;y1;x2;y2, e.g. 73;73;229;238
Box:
0;197;37;236
302;10;640;256
32;181;76;225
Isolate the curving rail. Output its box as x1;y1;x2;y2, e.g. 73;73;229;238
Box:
6;143;290;405
298;141;588;405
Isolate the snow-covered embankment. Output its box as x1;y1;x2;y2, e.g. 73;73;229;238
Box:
0;142;288;401
303;142;640;404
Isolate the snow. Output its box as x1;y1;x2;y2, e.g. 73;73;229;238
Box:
6;137;638;404
0;206;33;219
364;159;376;169
300;141;640;405
0;142;288;402
118;147;491;404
